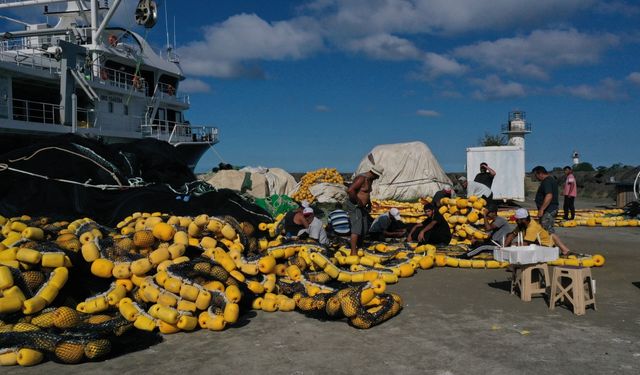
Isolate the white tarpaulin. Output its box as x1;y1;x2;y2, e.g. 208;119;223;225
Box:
238;166;298;196
309;183;349;203
265;168;298;196
354;141;452;201
206;170;268;198
466;146;525;201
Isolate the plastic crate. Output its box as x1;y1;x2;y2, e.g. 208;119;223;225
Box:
493;245;559;264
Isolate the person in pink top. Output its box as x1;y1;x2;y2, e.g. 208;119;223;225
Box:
563;166;577;220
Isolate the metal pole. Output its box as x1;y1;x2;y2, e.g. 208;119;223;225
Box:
0;0;70;10
71;93;77;132
95;0;123;42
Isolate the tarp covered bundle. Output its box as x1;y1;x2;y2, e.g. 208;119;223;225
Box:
354;141;452;201
0;135;272;227
205;167;297;198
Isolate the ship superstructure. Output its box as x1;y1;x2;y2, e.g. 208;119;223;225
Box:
0;0;217;169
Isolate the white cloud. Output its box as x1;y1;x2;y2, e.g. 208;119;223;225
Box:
555;78;627;100
416;109;440;117
627;72;640;86
471;75;526;100
179;79;211;93
315;104;331;112
177;14;324;78
305;0;594;36
454;29;619;79
417;52;467;79
345;33;421;60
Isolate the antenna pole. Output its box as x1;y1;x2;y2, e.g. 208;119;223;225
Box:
164;0;170;49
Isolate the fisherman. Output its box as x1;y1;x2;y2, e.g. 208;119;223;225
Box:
531;166;571;255
432;187;453;208
563;166;577;220
346;166;383;255
504;208;554;247
459;204;512;258
368;208;406;241
474;162;496;188
283;207;313;237
458;176;493;201
283;207;328;245
406;203;452;245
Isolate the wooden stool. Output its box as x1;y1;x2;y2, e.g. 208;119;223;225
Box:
510;263;550;302
549;266;596;315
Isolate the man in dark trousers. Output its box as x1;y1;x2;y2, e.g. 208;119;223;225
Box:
563;166;577;220
406;203;452;245
532;166;571;255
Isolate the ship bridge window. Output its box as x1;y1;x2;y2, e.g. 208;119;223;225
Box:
158;74;179;95
104;61;136;76
140;70;155;96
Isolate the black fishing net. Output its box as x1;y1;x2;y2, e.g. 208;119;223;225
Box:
0;134;272;227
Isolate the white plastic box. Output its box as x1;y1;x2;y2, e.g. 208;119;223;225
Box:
493;245;559;264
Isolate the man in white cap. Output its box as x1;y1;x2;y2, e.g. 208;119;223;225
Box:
346;165;383;255
283;207;329;245
368;207;406;241
504;208;554;247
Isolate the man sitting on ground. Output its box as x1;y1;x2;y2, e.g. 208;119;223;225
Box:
406;203;452;245
459;204;512;258
504;208;554;247
432;187;453;208
368;208;406;241
283;207;328;245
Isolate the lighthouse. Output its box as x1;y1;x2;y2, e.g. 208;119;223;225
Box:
502;110;532;148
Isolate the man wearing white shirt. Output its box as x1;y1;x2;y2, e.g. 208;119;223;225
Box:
458;176;493;200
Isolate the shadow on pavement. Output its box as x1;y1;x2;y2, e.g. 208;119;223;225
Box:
488;280;511;292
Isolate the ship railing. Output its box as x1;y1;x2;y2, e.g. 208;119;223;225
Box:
156;82;189;104
0;40;63;74
91;65;147;94
141;122;218;145
12;98;62;125
10;98;97;128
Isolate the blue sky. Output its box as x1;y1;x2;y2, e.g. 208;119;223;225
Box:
5;1;640;173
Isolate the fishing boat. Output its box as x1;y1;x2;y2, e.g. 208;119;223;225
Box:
0;0;218;170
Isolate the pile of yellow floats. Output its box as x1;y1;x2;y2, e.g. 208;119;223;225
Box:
0;211;402;366
291;168;344;203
